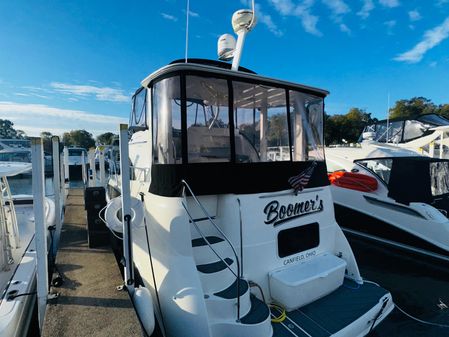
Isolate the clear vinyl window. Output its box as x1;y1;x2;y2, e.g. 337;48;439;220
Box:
186;76;231;163
152;76;182;164
289;91;324;161
233;82;288;162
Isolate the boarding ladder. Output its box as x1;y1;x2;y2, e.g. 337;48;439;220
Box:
181;180;272;337
0;176;20;271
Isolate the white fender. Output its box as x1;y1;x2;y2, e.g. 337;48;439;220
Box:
133;286;155;335
104;197;144;233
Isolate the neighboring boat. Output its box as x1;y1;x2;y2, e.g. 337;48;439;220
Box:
360;113;449;159
326;140;449;263
106;8;394;336
0;139;53;176
67;147;87;179
0;162;55;337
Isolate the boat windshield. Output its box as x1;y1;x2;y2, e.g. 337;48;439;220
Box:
356;158;393;184
148;74;324;164
360;114;449;144
69;149;86;156
357;156;449;204
0;152;31;163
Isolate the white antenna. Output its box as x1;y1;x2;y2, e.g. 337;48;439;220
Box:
386;92;390;143
185;0;190;63
231;0;257;71
216;0;257;70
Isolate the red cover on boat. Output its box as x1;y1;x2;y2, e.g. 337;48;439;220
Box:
328;171;378;192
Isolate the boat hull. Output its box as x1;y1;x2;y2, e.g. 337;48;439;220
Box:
334;203;449;263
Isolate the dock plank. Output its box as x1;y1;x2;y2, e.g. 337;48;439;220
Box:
41;188;142;337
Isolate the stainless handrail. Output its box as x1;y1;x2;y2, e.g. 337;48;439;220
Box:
237;198;243;279
181;180;242;321
182;204;238;278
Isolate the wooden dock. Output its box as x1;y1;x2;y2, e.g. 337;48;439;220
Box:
41;188;142;337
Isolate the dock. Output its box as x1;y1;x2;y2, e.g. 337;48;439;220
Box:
41;188;142;337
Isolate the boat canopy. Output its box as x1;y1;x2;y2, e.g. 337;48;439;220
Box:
355;156;449;208
129;60;330;196
360;114;449;144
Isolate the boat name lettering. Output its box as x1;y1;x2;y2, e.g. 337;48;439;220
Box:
283;250;317;265
264;195;323;227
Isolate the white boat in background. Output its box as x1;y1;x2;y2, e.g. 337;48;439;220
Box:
360;113;449;159
0;139;53;175
67;147;87;178
327;139;449;262
106;6;393;336
0;162;55;337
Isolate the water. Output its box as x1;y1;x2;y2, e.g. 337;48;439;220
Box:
350;236;449;336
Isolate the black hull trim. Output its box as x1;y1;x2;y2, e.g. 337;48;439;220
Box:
334;204;449;262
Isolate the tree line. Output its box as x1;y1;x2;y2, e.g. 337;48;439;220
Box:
325;97;449;145
0;119;117;152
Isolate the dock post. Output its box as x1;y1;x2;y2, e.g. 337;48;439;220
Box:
119;124;134;289
31;138;49;330
63;146;69;183
88;149;96;187
99;146;106;187
51;136;62;255
81;151;87;185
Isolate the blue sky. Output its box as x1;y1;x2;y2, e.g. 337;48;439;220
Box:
1;0;449;136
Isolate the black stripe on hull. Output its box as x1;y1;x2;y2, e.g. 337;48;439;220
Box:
334;203;449;261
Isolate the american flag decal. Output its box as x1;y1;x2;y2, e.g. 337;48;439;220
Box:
288;161;317;194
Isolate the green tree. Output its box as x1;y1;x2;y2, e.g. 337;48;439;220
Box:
40;131;53;153
0;119;27;139
325;108;376;145
267;114;288;146
62;130;95;149
437;104;449;119
389;97;437;119
96;132;117;145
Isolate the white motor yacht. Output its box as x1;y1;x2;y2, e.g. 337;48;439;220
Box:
360;113;449;159
106;7;394;335
0;139;53;175
67;147;87;179
327;139;449;263
0;162;55;337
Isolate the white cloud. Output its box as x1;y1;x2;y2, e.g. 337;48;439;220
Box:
395;17;449;63
295;1;322;36
50;82;128;103
408;10;421;22
270;0;322;36
384;20;396;35
321;0;350;17
188;10;199;17
161;13;178;22
436;0;449;6
430;61;438;67
357;0;375;19
340;23;351;34
379;0;400;8
384;20;396;28
0;101;127;136
256;4;283;36
321;0;351;33
15;92;49;99
269;0;294;15
240;1;283;36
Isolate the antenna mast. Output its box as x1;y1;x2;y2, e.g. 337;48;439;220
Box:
386;93;390;143
185;0;190;63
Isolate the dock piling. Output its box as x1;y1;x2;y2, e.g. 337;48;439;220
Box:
31;137;49;331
